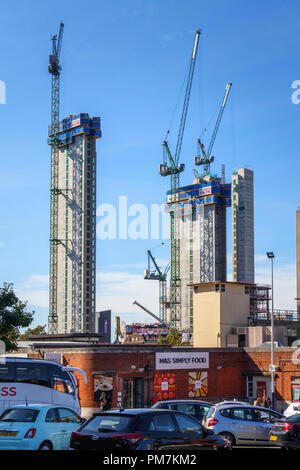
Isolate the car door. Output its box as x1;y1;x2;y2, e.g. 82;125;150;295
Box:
229;407;257;445
151;413;184;450
254;409;281;445
44;407;64;450
173;412;213;449
57;407;83;450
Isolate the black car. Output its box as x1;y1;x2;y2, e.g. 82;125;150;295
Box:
152;399;212;423
269;414;300;449
70;408;229;450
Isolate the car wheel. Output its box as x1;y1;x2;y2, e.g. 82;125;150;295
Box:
135;439;156;450
218;432;235;447
38;441;53;450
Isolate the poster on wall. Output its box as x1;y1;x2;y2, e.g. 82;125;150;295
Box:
94;375;113;410
188;371;208;398
153;372;176;404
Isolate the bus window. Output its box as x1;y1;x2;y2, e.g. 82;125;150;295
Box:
53;377;75;395
0;364;14;382
15;363;51;388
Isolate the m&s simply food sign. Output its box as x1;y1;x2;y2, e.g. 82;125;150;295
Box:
155;352;209;370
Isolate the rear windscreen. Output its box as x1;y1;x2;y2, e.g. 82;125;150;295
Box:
0;408;39;422
82;415;135;433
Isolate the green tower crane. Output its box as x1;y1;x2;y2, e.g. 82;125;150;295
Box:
144;249;170;324
48;22;64;334
194;82;232;174
159;29;201;327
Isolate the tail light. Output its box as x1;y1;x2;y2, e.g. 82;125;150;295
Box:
24;428;36;439
281;423;294;431
111;433;143;443
207;418;219;427
71;431;84;439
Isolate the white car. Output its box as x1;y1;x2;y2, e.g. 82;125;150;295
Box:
284;403;300;418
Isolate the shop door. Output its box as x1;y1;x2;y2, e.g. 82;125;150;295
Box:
253;377;270;402
122;378;144;408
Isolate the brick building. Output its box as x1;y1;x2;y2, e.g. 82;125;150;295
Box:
28;342;300;418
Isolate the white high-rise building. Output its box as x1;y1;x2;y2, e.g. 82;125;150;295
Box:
232;168;254;283
48;113;101;334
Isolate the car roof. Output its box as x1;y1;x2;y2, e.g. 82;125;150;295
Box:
93;408;182;416
213;403;283;414
4;404;76;411
155;399;211;405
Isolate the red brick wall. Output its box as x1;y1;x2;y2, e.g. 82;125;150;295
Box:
33;347;300;410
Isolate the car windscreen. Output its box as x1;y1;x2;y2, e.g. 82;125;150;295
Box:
82;414;135;433
0;408;40;422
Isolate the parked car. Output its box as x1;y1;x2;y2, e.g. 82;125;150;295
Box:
269;414;300;449
152;399;212;422
0;404;85;450
284;403;300;418
70;409;230;450
202;403;284;447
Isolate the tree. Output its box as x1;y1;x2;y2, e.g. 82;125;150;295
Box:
157;327;191;346
0;283;34;351
19;324;47;341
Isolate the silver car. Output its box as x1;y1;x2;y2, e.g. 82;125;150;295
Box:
202;403;283;447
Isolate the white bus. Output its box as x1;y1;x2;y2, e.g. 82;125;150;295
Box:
0;358;87;415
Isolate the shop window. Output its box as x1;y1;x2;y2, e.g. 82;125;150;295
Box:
291;377;300;402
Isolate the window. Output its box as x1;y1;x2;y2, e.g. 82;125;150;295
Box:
231;408;245;420
57;408;82;424
292;377;300;402
0;408;39;423
174;413;202;434
136;416;155;432
45;408;59;423
220;408;231;419
221;284;226;292
152;414;176;432
82;415;134;433
53;377;75;395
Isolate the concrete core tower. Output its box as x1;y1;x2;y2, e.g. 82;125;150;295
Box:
48;113;101;334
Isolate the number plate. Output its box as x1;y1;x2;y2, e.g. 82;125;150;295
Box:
0;431;18;437
270;435;277;441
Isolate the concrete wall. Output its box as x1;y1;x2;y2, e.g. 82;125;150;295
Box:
193;282;250;347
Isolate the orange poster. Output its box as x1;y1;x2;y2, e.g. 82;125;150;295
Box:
153;372;176;404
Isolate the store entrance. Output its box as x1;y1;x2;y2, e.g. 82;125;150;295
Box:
122;378;145;408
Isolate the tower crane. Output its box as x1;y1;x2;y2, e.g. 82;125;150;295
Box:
194;82;232;174
48;22;64;334
144;249;170;324
159;29;201;328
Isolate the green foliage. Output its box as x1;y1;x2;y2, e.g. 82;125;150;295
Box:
0;283;34;351
157;327;191;346
19;324;47;341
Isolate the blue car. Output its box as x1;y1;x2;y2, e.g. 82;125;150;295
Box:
0;404;85;450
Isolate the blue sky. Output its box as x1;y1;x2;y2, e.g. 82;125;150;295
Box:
0;0;299;330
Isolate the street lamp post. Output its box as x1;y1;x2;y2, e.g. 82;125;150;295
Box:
266;251;275;409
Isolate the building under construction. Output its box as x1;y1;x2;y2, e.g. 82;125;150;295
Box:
232;168;254;283
48;113;101;334
165;172;231;329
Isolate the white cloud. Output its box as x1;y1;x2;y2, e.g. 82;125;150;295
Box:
96;271;160;319
15;274;49;309
255;259;296;311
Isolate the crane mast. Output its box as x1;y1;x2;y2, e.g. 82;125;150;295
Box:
159;29;201;328
144;249;170;323
48;22;64;334
194;82;232;173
